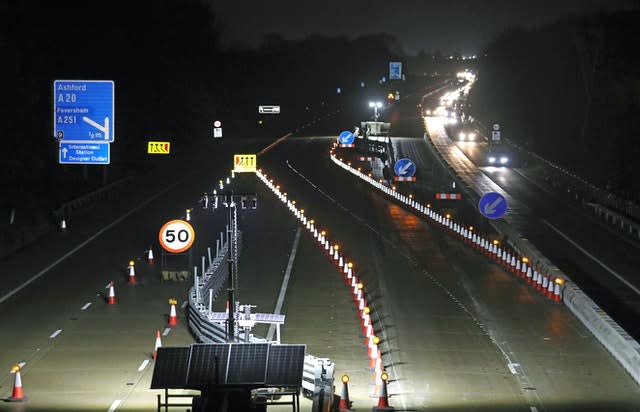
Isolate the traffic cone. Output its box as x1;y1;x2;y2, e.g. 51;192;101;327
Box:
338;375;353;411
153;330;162;360
375;371;394;410
107;281;116;304
127;260;136;284
8;364;26;402
553;281;563;302
147;247;154;264
185;209;191;221
168;299;178;326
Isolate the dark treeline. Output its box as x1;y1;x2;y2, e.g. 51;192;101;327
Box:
0;0;421;216
469;10;640;200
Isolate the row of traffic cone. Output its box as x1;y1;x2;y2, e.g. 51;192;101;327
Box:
256;168;394;410
328;148;566;304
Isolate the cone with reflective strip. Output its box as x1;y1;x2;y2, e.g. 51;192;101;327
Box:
127;260;136;284
147;247;154;264
153;330;162;360
375;371;393;410
338;375;354;411
8;365;26;402
107;281;116;305
168;299;178;326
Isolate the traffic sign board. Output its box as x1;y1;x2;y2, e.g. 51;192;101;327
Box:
53;80;115;142
159;219;195;253
491;130;501;141
394;158;416;177
492;123;500;131
479;192;508;219
213;120;222;128
59;142;110;164
258;105;280;114
234;154;257;173
213;128;223;138
148;141;170;154
338;131;354;145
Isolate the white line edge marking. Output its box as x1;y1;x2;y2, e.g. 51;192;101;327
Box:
181;300;188;309
0;180;182;305
138;359;149;372
530;407;539;412
81;302;92;310
267;228;301;341
49;329;63;339
543;219;640;296
107;399;122;412
162;328;171;336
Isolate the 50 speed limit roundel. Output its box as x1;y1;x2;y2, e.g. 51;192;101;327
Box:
159;219;195;253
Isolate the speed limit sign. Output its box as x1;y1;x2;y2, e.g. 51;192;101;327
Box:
159;219;195;253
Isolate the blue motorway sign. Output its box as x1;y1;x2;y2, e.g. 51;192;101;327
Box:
478;192;508;219
394;158;416;177
53;80;115;142
338;130;355;145
389;61;402;80
59;142;110;165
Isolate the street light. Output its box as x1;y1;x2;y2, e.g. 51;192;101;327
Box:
368;101;383;120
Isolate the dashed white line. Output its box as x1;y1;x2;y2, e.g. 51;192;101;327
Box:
81;302;92;311
162;328;171;336
181;300;188;309
138;359;150;372
530;407;539;412
107;399;122;412
49;329;63;339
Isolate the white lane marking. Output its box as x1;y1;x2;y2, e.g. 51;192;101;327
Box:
138;359;150;372
49;329;63;339
81;302;92;311
181;300;188;309
267;228;301;341
530;407;539;412
0;180;182;305
162;328;171;337
543;219;640;296
507;362;519;375
107;399;122;412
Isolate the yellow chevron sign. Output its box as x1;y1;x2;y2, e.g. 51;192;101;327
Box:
233;154;257;173
147;141;171;154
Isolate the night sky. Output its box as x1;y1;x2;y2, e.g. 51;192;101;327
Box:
209;0;639;54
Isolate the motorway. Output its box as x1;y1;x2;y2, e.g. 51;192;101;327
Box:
1;85;640;412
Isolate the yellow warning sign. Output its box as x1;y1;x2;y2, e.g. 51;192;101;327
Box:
148;141;171;154
233;154;257;173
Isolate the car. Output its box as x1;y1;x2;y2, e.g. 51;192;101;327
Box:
457;130;477;141
487;144;510;166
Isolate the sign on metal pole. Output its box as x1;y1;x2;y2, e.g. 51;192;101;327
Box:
159;219;195;253
338;131;354;145
148;141;171;154
389;62;402;80
53;80;115;142
478;192;508;219
258;105;280;114
233;154;257;173
59;142;110;165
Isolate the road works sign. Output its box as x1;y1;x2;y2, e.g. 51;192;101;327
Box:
338;130;354;146
159;219;195;253
233;154;257;173
148;141;171;154
394;158;416;178
53;80;115;142
479;192;508;219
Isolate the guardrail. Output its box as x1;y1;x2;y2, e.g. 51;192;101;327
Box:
52;175;134;221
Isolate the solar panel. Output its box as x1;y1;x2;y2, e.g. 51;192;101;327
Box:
266;344;306;387
226;343;269;384
150;347;190;389
187;343;229;387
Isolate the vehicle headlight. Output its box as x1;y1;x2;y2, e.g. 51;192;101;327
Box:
468;132;476;140
488;156;496;163
458;132;466;140
425;109;431;115
500;156;509;164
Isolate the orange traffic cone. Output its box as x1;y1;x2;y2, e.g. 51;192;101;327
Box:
147;247;154;264
168;299;178;326
8;365;26;402
374;371;394;410
338;375;353;411
107;281;116;304
127;260;136;284
153;330;162;360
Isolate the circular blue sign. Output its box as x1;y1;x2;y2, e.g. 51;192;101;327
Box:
394;158;416;177
478;192;508;219
338;131;354;145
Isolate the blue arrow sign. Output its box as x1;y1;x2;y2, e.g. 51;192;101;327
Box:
338;130;354;145
53;80;115;142
478;192;508;219
394;158;416;177
59;142;110;165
